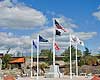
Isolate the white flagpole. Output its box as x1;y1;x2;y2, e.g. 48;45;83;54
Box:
75;43;78;76
31;40;33;78
37;35;39;80
70;33;72;79
53;18;56;74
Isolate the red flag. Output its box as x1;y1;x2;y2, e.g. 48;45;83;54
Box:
55;43;60;50
55;20;67;32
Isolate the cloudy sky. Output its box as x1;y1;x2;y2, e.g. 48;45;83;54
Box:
0;0;100;56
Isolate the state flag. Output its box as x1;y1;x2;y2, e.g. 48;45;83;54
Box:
33;40;37;48
39;35;48;42
71;35;79;43
56;29;61;36
71;35;84;46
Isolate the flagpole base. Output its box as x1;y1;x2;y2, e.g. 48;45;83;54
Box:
44;65;63;78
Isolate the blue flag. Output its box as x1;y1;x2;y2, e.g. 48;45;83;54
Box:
39;35;48;42
33;40;37;48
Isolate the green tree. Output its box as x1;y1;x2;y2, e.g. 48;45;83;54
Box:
40;49;53;65
79;47;98;66
39;62;48;73
61;49;69;62
61;45;82;62
2;54;12;69
85;56;97;65
79;57;85;66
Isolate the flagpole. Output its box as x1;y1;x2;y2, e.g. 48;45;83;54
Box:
31;40;33;78
53;18;56;74
75;43;78;76
70;33;72;79
37;35;39;80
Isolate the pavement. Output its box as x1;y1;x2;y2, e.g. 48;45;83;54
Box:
16;76;93;80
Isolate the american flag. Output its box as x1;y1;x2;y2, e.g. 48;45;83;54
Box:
55;20;67;32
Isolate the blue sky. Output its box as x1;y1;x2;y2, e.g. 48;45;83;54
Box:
0;0;100;55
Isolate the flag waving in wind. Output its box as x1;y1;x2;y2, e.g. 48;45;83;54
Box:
79;40;84;46
71;35;79;43
33;40;37;48
55;43;60;50
71;35;84;46
55;20;67;32
39;35;48;42
56;29;61;36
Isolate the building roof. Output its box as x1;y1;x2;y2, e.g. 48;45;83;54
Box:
9;57;25;64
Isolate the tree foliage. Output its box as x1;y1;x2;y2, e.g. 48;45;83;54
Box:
40;49;53;65
79;47;98;66
39;62;48;73
61;45;82;62
2;54;12;69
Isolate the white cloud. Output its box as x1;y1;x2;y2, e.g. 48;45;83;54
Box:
0;32;32;55
0;13;97;55
93;11;100;20
0;3;97;56
0;0;13;7
98;47;100;50
46;11;56;16
0;0;47;29
92;6;100;21
75;32;97;40
0;30;97;56
95;47;100;52
56;16;78;28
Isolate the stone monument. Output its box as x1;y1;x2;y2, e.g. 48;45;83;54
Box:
45;65;63;78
